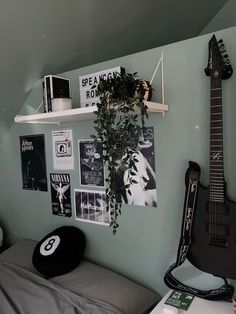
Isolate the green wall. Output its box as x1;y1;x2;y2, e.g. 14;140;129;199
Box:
0;26;236;297
201;0;236;35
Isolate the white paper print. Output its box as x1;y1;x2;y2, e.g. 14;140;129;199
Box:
74;189;110;225
78;139;105;187
52;129;74;170
50;173;72;217
115;127;157;207
20;134;48;191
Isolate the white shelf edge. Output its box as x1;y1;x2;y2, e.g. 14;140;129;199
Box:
144;101;168;113
14;101;168;124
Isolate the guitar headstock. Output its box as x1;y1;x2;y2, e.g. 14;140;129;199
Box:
204;34;233;80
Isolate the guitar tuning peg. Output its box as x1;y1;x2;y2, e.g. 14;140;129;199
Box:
218;39;223;43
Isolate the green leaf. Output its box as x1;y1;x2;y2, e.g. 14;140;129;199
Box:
124;184;130;188
89;71;148;234
133;164;138;172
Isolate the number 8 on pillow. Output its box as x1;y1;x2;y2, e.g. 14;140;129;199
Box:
32;226;86;277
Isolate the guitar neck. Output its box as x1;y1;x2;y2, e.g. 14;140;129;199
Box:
210;77;224;203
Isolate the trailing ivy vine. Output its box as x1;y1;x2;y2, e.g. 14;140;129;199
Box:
91;72;149;234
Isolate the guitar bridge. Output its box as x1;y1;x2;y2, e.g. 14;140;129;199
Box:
207;223;230;248
208;238;229;248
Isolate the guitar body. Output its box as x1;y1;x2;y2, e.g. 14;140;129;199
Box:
188;183;236;278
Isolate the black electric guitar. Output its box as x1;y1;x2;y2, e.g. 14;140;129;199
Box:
187;35;235;279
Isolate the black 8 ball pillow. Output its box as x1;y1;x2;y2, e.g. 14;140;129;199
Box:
32;226;86;277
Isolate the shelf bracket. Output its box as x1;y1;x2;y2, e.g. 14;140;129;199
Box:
150;52;165;105
35;101;44;113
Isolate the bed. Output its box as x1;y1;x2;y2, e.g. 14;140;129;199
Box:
0;238;160;314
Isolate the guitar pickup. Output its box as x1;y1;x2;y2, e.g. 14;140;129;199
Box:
206;223;230;248
208;238;229;248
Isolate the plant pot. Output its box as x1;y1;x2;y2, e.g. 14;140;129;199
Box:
52;98;72;112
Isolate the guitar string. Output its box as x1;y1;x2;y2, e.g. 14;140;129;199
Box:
211;46;214;243
211;46;218;243
211;57;224;243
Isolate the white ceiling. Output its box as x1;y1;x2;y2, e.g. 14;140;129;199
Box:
0;0;229;140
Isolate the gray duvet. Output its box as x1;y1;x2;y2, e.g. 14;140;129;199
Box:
0;260;122;314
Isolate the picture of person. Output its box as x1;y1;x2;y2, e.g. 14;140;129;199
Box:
59;144;65;153
115;127;157;207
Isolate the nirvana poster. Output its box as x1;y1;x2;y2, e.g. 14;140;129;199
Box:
74;189;110;225
78;139;104;187
115;126;157;207
50;173;72;217
20;134;48;191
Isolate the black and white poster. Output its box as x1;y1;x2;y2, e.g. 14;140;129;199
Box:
115;127;157;207
52;129;74;170
50;173;72;217
78;139;104;187
20;134;48;191
74;189;110;225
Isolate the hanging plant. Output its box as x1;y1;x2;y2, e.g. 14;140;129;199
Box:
91;72;150;234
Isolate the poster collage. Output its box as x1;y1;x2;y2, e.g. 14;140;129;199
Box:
20;127;157;227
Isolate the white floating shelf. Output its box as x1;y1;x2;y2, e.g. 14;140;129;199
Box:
14;101;168;125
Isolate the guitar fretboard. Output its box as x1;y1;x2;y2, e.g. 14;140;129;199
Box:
210;76;224;203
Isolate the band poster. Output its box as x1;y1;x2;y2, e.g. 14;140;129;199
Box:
74;189;110;225
20;134;48;191
115;126;157;207
50;173;72;217
78;139;104;187
52;129;74;170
